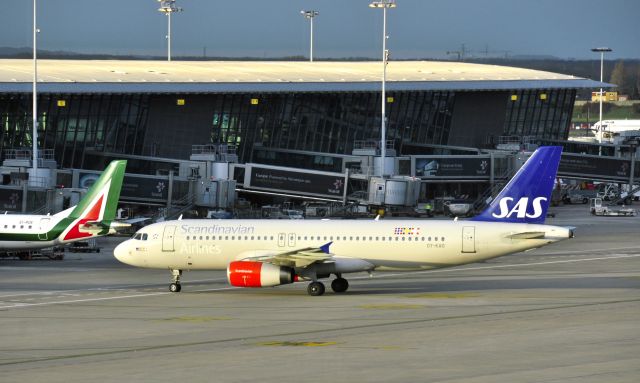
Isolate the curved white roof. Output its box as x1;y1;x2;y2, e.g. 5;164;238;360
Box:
0;59;607;93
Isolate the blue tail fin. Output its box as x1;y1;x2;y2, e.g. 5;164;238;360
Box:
471;146;562;224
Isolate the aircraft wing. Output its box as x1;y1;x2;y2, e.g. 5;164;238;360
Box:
242;242;333;268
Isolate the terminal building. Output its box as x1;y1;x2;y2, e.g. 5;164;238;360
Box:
1;59;630;216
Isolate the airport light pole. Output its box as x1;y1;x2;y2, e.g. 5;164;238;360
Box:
369;0;396;176
158;0;183;61
592;47;612;155
32;0;38;173
300;10;319;62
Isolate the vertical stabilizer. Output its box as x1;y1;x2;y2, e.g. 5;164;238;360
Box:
471;146;562;224
58;160;127;242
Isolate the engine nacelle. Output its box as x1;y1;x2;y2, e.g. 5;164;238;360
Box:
227;261;295;288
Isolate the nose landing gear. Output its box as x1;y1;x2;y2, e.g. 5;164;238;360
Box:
169;269;182;292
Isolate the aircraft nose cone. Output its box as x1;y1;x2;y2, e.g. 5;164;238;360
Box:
114;241;130;264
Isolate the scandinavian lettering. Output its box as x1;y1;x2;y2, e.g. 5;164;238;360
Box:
180;224;255;235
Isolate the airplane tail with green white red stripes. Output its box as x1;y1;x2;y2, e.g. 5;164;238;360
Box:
56;160;127;244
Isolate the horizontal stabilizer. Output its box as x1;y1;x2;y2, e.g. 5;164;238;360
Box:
507;231;546;239
79;221;109;233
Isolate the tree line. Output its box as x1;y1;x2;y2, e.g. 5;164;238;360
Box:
470;58;640;100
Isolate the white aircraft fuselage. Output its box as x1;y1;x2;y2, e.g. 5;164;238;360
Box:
115;218;572;271
0;210;70;250
114;147;571;296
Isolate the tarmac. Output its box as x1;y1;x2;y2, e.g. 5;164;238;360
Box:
1;203;639;383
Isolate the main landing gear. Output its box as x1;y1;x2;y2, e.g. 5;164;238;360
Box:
306;276;349;296
170;269;182;292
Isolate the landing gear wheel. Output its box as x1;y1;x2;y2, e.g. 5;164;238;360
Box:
169;269;183;292
307;281;325;296
331;278;349;293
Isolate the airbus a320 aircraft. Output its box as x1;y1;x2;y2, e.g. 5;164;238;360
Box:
115;147;572;296
0;160;127;251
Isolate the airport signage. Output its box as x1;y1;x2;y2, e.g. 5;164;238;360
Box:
0;188;22;211
246;165;346;199
413;156;492;179
121;176;169;200
558;154;639;181
79;172;170;200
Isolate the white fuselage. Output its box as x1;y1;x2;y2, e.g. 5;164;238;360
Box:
114;219;572;272
0;209;71;250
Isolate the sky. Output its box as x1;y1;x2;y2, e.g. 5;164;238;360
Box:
0;0;639;60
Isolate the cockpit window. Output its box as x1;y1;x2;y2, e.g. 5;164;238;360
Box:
133;233;148;240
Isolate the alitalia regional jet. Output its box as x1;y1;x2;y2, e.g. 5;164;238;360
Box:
0;160;127;251
114;147;572;296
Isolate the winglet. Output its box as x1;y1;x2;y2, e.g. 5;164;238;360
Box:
320;242;333;254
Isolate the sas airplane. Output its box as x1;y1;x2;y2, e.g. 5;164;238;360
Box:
0;160;127;251
114;147;572;296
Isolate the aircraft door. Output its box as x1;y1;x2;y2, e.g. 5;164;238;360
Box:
278;233;286;247
162;225;177;252
38;218;50;240
288;233;296;247
462;226;476;253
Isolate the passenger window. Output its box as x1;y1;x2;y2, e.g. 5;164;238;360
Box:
441;237;445;241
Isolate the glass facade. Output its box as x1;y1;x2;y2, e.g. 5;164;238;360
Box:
1;88;575;172
503;89;575;139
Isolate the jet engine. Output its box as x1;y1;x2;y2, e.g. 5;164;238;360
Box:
227;261;295;287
